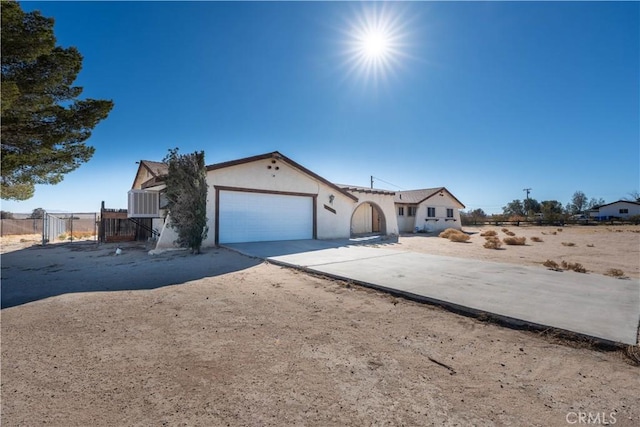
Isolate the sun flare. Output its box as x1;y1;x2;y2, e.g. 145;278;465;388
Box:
342;4;410;86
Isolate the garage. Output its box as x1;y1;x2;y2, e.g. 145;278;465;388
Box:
218;190;314;244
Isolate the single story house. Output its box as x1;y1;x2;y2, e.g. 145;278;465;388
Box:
588;200;640;220
127;151;465;248
394;188;466;233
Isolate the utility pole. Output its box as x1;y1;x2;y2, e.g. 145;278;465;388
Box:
523;188;532;217
370;176;374;189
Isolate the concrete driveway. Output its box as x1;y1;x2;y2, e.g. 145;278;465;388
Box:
224;239;640;345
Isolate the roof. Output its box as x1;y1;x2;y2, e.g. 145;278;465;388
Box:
131;160;169;189
206;151;359;202
593;200;640;209
394;187;466;208
337;185;395;196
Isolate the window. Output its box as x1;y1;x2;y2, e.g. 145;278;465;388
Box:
427;207;435;218
619;208;629;214
398;207;404;216
446;208;454;218
408;206;417;217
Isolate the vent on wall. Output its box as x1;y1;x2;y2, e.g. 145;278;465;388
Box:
128;190;160;218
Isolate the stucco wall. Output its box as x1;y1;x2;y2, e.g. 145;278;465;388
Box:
345;192;398;236
396;203;417;233
414;193;463;232
351;203;373;234
202;157;355;246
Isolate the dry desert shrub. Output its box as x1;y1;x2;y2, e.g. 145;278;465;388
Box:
586;244;594;248
449;232;470;243
605;268;625;278
439;228;460;239
530;236;543;242
557;228;563;232
501;228;509;233
543;259;561;270
483;236;502;249
561;242;576;247
480;230;497;237
505;231;516;236
560;261;586;273
503;236;526;245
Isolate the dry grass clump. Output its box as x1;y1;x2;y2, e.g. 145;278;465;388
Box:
448;232;470;243
560;261;586;273
561;242;576;247
439;228;461;239
503;236;526;245
439;228;470;242
480;230;497;237
501;228;509;233
557;228;563;232
543;260;561;271
504;231;516;236
483;236;502;249
530;236;543;242
604;268;626;278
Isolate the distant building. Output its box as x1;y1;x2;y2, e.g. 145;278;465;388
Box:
588;200;640;220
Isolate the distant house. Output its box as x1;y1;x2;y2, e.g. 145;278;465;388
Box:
394;188;466;233
588;200;640;220
126;151;465;248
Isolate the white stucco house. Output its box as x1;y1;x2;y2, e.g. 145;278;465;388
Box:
588;200;640;220
394;188;466;233
127;151;465;248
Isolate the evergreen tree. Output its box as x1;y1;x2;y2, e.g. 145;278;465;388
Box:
163;149;208;254
1;0;114;200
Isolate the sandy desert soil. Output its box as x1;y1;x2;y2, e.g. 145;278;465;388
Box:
1;228;639;426
394;225;640;279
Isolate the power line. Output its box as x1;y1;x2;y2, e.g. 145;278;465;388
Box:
371;176;405;190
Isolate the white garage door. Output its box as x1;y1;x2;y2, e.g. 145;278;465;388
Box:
218;191;313;243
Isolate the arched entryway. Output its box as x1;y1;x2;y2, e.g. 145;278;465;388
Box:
350;202;387;236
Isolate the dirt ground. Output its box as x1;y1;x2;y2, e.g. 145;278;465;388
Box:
1;227;639;426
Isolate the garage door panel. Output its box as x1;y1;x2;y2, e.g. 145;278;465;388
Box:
219;191;313;243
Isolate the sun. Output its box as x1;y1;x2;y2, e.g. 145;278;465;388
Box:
342;4;410;86
360;29;391;60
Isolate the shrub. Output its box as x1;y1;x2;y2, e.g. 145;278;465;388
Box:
557;228;563;232
480;230;497;237
505;231;516;236
449;233;470;243
561;261;586;273
439;228;461;239
561;242;575;247
58;233;67;240
586;244;594;248
530;236;543;242
543;259;560;270
501;228;509;233
605;268;625;278
503;236;526;245
483;236;502;249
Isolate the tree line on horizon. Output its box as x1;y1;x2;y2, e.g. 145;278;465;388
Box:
462;190;640;225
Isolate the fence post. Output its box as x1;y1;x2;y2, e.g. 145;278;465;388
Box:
70;214;73;243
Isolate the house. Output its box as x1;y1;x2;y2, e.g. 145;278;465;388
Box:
127;151;465;248
394;188;466;233
588;200;640;220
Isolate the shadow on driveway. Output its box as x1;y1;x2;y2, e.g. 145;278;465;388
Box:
1;242;260;309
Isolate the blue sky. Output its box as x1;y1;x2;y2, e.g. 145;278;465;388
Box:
3;1;638;214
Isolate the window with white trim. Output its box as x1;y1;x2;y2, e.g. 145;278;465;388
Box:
427;207;435;218
446;208;454;218
408;206;417;217
619;208;629;214
398;207;404;216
